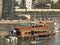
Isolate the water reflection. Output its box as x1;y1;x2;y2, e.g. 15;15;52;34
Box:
0;36;43;45
0;34;60;45
0;36;30;45
0;24;60;45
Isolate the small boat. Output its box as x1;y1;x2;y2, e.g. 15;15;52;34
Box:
36;37;49;40
30;41;42;44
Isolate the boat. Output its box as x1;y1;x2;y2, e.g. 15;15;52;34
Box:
14;20;54;40
30;40;42;44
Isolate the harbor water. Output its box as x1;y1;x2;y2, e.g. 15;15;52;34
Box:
0;25;60;45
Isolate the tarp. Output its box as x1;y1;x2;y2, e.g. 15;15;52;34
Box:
18;23;32;26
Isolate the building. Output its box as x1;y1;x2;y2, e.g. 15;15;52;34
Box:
25;0;32;9
25;0;37;9
16;0;22;5
15;0;37;9
22;0;25;6
2;0;17;20
0;0;2;18
15;0;22;9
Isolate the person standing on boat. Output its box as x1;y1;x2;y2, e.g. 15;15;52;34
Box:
21;32;25;40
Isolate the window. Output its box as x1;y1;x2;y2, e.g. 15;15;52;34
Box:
33;0;35;1
39;25;43;27
29;5;30;7
29;2;30;4
25;32;31;34
27;1;28;3
28;32;31;34
25;32;28;34
34;31;37;34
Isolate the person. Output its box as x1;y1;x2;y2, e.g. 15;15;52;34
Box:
31;31;35;40
21;32;25;40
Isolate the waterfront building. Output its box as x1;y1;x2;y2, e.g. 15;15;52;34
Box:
2;0;17;20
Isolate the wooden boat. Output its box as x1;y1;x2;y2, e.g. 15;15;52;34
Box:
14;20;54;39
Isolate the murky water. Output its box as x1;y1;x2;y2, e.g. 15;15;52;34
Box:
0;25;60;45
0;32;60;45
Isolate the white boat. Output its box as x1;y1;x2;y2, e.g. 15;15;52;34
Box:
30;41;42;44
